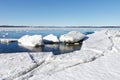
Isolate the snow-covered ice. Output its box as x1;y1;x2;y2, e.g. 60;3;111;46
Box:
18;35;44;47
43;34;59;43
0;38;18;44
60;31;85;43
1;30;120;80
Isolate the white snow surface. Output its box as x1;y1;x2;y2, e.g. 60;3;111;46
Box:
18;35;44;47
1;30;120;80
43;34;59;43
60;31;85;43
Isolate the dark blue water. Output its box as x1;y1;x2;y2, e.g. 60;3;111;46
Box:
0;29;94;55
0;29;93;38
0;42;82;55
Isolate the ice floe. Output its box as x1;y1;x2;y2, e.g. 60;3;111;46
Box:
59;31;85;43
18;35;44;47
43;34;59;43
0;38;18;44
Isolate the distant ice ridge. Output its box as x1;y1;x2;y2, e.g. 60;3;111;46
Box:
1;30;120;80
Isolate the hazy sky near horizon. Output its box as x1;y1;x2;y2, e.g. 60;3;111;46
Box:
0;0;120;26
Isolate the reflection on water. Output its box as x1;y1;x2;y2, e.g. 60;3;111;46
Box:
0;41;82;55
18;43;82;55
59;44;81;54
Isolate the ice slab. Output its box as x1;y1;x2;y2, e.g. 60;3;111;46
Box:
43;34;59;43
0;38;18;44
18;35;44;47
59;31;85;43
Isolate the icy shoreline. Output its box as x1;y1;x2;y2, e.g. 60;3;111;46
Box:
0;27;117;31
0;27;90;31
0;30;120;80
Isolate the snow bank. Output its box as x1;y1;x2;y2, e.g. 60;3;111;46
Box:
44;51;120;80
18;35;44;47
43;34;59;43
60;31;85;43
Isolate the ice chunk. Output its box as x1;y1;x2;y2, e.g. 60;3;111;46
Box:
2;35;6;38
43;34;59;43
82;30;113;52
5;33;8;35
18;35;44;47
0;38;18;44
59;31;85;43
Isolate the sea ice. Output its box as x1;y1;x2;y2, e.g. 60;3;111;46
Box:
59;31;85;43
1;30;120;80
0;38;18;44
18;35;44;47
43;34;59;43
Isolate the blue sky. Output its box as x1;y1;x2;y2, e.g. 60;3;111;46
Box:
0;0;120;26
